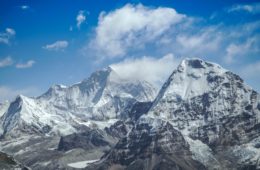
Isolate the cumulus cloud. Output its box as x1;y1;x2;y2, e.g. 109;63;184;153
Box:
43;40;68;51
0;28;16;44
110;54;180;87
16;60;35;69
88;4;186;59
0;86;41;102
77;10;86;29
228;3;260;14
0;56;14;68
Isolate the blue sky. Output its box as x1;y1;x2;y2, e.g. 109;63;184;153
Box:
0;0;260;101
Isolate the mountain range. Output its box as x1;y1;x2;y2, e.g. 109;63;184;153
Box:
0;58;259;170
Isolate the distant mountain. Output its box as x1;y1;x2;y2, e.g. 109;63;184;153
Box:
91;59;260;170
0;67;156;138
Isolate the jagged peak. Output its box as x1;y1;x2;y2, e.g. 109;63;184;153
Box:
15;94;25;101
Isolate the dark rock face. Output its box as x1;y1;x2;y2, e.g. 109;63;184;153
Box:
58;129;110;151
128;102;153;121
105;120;132;139
0;152;29;170
91;122;206;170
187;59;206;69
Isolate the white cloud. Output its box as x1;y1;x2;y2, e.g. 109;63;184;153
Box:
228;3;260;14
16;60;35;69
0;28;16;44
225;36;259;64
6;28;16;36
43;40;69;51
85;3;260;66
89;4;186;59
0;86;41;102
76;10;86;29
110;53;180;87
175;27;222;56
0;56;13;68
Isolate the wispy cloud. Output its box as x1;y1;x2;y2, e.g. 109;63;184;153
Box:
20;5;30;10
16;60;35;69
228;3;260;14
241;61;260;78
43;40;69;51
76;10;86;29
0;86;41;102
239;61;260;92
0;28;16;45
110;54;180;87
0;56;14;68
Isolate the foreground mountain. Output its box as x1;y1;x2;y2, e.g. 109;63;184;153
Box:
90;59;260;170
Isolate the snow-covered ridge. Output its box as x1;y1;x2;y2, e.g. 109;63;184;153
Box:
0;67;157;138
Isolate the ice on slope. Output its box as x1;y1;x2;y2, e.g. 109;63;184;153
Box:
67;159;99;168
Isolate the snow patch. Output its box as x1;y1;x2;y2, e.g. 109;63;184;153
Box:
67;159;99;168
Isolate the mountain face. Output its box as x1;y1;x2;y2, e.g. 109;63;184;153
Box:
0;58;259;170
91;121;206;170
92;59;260;170
0;67;156;138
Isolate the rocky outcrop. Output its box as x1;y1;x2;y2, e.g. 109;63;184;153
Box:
90;121;206;170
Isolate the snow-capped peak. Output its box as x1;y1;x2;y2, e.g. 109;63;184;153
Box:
146;58;259;129
163;58;227;99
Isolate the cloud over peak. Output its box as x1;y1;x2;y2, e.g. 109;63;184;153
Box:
88;4;186;59
110;54;180;87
